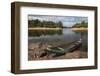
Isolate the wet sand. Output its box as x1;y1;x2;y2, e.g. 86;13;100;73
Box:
54;50;87;59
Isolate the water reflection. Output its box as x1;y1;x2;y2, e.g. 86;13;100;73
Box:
28;28;88;52
73;30;88;51
29;29;63;37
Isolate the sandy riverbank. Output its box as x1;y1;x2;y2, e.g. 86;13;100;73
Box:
71;28;87;31
28;49;87;60
28;28;62;30
28;27;87;31
54;50;87;59
28;43;87;60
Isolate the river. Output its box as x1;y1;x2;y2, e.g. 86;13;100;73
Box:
28;28;88;51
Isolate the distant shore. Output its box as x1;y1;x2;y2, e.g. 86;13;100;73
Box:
28;27;88;31
71;28;87;31
28;28;62;30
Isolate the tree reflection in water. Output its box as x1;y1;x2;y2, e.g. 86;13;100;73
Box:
28;29;63;37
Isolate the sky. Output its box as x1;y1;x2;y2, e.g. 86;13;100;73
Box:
28;15;88;27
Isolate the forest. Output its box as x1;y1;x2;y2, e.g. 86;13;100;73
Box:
28;19;63;28
72;21;88;28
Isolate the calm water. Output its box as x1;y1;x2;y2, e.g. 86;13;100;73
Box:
28;28;88;51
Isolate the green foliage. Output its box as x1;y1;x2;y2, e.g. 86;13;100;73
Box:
72;21;88;28
28;19;63;28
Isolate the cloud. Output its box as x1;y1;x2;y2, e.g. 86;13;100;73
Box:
28;15;88;27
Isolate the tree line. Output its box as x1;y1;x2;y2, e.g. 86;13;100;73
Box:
72;21;88;28
28;19;63;28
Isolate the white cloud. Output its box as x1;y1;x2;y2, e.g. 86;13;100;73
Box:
28;15;88;27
